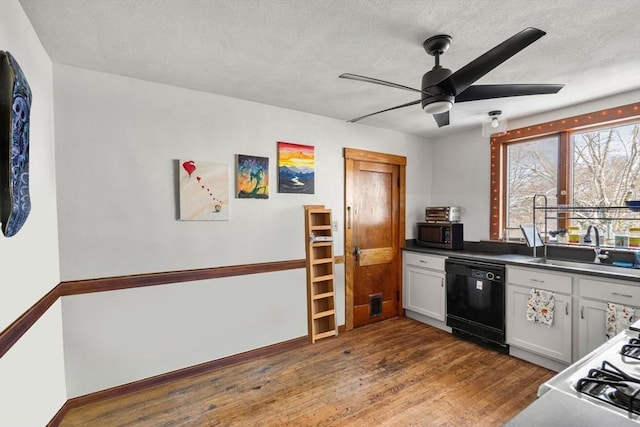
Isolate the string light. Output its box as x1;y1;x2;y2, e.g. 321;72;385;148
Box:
490;103;638;143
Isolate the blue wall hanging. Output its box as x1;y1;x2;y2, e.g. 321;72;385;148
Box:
0;51;32;237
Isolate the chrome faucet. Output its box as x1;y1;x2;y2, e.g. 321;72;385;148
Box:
583;225;609;264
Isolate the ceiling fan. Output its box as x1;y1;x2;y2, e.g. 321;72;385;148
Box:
340;27;564;128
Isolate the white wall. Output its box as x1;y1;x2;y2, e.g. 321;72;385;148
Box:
53;65;432;280
430;91;640;242
62;271;306;397
53;64;432;396
0;0;66;425
430;126;490;241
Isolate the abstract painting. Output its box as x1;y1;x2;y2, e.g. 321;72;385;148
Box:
179;159;229;220
0;51;32;237
236;155;269;199
277;142;314;194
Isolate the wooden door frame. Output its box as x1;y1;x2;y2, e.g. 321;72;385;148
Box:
344;148;406;331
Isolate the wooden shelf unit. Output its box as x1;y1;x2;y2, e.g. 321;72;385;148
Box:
304;205;338;343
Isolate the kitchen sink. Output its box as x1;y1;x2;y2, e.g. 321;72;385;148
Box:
525;258;640;278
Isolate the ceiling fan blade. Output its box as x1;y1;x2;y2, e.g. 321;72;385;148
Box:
433;111;450;128
346;99;421;123
455;84;564;102
441;27;547;96
339;73;425;94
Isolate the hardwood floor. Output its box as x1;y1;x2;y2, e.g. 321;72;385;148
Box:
60;317;555;426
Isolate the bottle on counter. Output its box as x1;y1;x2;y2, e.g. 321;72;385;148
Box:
629;227;640;248
568;226;581;244
615;232;630;248
557;232;568;244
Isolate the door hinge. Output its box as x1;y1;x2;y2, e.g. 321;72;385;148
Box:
396;290;400;301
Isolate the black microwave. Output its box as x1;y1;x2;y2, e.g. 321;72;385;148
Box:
416;222;463;250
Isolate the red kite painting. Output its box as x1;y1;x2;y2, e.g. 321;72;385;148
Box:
179;159;230;220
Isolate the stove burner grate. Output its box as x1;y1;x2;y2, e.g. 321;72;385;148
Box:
621;338;640;360
576;360;640;417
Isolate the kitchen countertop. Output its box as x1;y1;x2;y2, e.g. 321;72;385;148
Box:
403;241;640;281
504;388;638;427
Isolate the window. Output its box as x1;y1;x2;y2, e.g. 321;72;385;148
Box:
506;135;559;234
490;103;640;242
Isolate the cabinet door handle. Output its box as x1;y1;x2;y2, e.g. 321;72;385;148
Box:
612;292;633;298
441;277;444;288
566;303;569;316
529;278;545;284
581;306;584;319
419;260;429;264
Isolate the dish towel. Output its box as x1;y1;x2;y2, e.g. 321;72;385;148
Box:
526;288;555;326
606;302;635;339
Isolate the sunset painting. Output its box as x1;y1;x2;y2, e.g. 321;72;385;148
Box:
277;142;314;194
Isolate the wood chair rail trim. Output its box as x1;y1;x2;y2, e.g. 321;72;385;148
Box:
1;256;344;359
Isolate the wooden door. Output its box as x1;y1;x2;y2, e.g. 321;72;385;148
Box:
344;148;406;329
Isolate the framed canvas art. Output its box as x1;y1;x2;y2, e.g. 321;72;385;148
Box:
277;141;314;194
236;154;269;199
0;51;32;237
179;159;229;220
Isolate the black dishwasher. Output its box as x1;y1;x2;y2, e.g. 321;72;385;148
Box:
445;258;507;349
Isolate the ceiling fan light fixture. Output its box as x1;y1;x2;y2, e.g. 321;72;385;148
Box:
422;94;454;114
423;100;453;114
482;110;507;137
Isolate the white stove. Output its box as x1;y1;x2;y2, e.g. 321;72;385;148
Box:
539;320;640;423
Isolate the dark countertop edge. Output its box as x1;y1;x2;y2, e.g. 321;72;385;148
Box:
403;242;640;282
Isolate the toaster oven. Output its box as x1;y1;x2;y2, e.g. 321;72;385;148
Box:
425;206;461;223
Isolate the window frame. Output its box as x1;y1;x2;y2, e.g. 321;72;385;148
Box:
489;102;640;240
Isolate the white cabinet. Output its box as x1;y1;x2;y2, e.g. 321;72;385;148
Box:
577;277;640;359
403;252;446;322
506;267;573;364
577;299;608;359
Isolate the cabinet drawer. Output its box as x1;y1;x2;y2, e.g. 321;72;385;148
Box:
507;267;572;294
404;252;446;271
580;278;640;306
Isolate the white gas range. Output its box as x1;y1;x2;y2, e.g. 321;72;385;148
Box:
540;320;640;424
508;319;640;426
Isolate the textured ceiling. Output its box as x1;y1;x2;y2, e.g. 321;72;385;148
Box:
18;0;640;138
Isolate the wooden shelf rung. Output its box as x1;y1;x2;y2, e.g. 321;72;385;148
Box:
313;291;334;300
313;330;337;340
312;258;333;265
313;309;335;319
311;274;333;283
311;225;332;230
